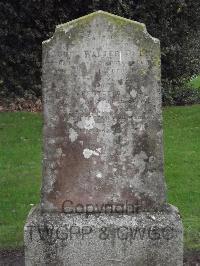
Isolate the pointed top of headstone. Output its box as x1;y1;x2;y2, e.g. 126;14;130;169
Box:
57;10;144;28
43;11;159;45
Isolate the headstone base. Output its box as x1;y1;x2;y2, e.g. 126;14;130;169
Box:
24;205;183;266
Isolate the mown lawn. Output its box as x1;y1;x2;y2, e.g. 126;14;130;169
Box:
0;112;42;248
0;105;200;250
163;105;200;250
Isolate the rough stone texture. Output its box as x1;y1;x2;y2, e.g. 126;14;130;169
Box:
24;204;183;266
41;10;166;212
25;11;183;265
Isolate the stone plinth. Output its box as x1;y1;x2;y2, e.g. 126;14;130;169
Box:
25;205;183;266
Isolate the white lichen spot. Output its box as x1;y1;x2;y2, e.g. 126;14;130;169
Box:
119;51;122;63
138;124;145;132
119;153;127;162
68;117;74;124
96;172;102;178
95;123;104;130
157;130;162;137
119;86;126;96
97;101;111;116
126;111;133;117
133;118;142;123
96;148;101;153
113;101;119;107
83;148;100;159
113;168;117;172
48;139;55;144
69;128;78;142
77;114;95;130
141;86;145;93
132;151;148;175
83;149;93;159
79;98;89;111
66;107;70;114
56;148;62;157
80;98;86;104
130;89;137;99
140;151;148;160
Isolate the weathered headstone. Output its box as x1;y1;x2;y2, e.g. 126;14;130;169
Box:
24;11;183;265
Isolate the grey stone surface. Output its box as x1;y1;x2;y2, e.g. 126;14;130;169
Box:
24;204;183;266
41;10;166;212
24;11;183;265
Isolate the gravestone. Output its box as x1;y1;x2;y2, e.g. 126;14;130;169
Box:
24;11;183;265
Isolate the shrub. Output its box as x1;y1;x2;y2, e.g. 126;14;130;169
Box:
0;0;199;104
162;78;200;105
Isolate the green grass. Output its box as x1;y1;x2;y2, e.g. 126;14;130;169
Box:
163;105;200;250
0;105;200;250
0;112;42;248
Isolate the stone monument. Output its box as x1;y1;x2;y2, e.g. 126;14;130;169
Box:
24;11;183;265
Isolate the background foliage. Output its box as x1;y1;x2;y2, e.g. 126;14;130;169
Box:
0;0;199;104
